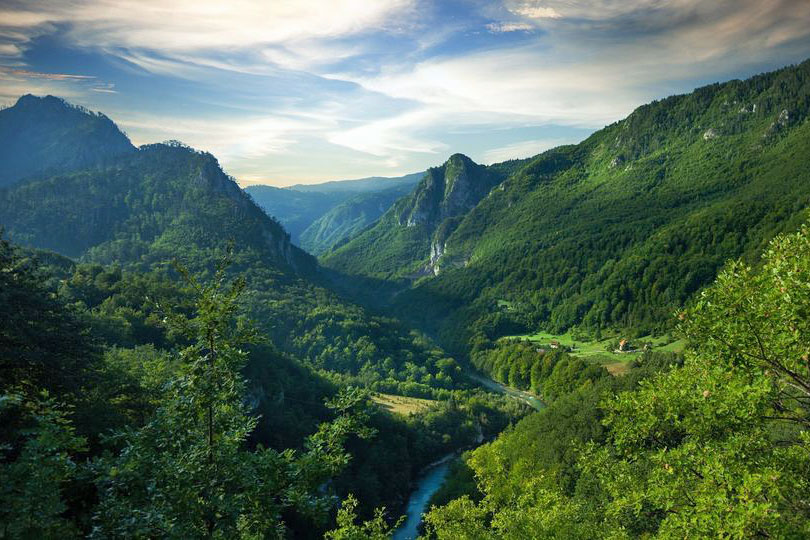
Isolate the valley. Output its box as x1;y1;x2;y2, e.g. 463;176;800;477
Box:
2;57;810;539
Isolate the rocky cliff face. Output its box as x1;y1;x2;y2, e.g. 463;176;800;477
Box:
395;154;499;274
397;154;496;229
321;153;510;279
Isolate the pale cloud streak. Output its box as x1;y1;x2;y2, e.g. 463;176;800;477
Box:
118;110;333;161
1;1;415;52
0;67;94;81
324;0;810;165
0;66;107;104
486;22;535;33
0;0;809;184
328;108;449;157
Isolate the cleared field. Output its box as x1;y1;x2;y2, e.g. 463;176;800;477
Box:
605;362;632;376
501;331;686;376
505;331;684;354
655;337;687;353
372;393;438;415
502;330;614;357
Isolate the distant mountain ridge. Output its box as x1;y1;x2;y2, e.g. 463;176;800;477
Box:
0;94;135;187
244;185;346;245
299;184;415;255
286;172;423;193
245;171;423;253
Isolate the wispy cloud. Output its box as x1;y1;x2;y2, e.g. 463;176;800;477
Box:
118;111;328;159
0;0;808;184
0;43;22;56
510;5;561;20
0;66;103;104
0;67;94;80
90;82;117;93
328;108;449;157
0;1;416;52
486;22;535;33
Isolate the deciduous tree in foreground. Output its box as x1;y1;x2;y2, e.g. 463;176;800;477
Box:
426;222;810;538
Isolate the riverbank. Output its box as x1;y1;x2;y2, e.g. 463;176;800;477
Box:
392;455;456;540
391;372;544;538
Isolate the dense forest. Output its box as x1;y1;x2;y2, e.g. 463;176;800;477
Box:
327;60;810;356
0;234;527;537
2;59;810;539
425;223;810;538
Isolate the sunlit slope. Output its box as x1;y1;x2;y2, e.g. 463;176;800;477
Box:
353;60;810;349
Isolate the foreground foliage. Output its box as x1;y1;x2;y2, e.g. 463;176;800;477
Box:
426;223;810;538
1;248;381;538
92;260;377;538
0;236;525;537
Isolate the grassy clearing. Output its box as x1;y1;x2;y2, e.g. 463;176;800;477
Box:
502;330;612;357
605;362;632;376
372;393;438;416
497;299;516;311
655;338;687;353
500;331;686;376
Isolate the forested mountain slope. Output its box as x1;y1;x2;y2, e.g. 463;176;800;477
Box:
0;140;314;271
0;101;467;401
427;222;810;538
0;94;135;187
323;154;510;277
329;60;810;353
299;183;415;255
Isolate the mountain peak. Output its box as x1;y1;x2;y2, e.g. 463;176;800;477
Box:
16;93;65;106
321;152;501;277
0;94;135;187
447;152;473;163
395;154;495;228
13;94;102;119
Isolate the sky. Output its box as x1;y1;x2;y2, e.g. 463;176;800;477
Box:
1;1;810;186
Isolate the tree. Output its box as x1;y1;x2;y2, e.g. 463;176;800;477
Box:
92;257;376;538
426;221;810;538
0;392;87;539
324;495;398;540
582;223;810;537
0;234;97;399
